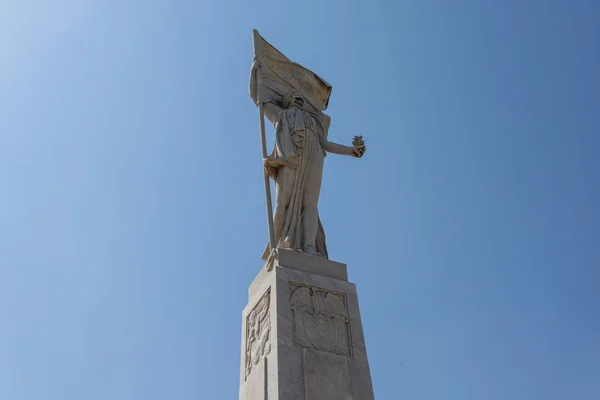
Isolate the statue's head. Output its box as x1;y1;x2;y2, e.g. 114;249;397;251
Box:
282;91;305;109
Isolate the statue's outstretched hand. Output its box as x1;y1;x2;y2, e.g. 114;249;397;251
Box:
351;145;366;158
351;135;366;158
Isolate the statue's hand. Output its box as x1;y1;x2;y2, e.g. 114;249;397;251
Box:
251;56;261;72
351;135;366;158
249;57;262;104
351;144;366;158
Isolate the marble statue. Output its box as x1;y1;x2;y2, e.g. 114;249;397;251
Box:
249;31;366;260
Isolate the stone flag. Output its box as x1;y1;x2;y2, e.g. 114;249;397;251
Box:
250;29;332;115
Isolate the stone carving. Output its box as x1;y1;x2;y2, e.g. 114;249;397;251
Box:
290;284;351;357
250;31;367;260
245;289;271;378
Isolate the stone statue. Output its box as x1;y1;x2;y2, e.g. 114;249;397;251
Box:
249;31;366;261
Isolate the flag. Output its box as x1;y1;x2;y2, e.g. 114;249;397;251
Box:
250;30;332;114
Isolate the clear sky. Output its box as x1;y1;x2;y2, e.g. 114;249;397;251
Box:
1;0;599;399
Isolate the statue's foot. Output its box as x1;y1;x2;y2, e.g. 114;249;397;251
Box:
303;245;317;255
303;245;323;257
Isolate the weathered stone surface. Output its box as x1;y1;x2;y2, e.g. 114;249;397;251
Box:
248;249;347;299
303;348;353;400
277;249;348;281
242;358;265;400
240;260;374;399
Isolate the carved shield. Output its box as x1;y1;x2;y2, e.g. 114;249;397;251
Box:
290;285;350;357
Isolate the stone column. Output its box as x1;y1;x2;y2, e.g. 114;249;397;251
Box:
240;249;375;400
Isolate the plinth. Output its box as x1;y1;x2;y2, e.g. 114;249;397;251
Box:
239;249;375;399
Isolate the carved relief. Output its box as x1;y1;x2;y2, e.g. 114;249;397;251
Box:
245;289;271;378
290;284;351;357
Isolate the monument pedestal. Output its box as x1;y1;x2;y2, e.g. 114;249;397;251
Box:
240;249;374;399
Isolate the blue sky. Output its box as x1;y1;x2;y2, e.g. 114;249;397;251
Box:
1;0;599;399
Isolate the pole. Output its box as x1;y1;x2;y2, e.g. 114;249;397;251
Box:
253;29;276;267
258;102;276;259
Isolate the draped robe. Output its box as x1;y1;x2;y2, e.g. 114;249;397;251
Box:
261;106;329;260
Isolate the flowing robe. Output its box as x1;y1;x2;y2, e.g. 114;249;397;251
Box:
261;107;329;260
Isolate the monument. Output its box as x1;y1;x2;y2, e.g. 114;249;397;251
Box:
240;30;375;399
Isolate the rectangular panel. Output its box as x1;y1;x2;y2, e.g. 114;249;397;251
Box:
290;283;351;357
303;348;353;400
245;289;272;379
242;357;265;400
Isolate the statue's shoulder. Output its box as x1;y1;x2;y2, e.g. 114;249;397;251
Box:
276;108;297;123
274;109;288;125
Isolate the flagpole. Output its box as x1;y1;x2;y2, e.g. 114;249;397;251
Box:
258;101;276;260
253;29;276;267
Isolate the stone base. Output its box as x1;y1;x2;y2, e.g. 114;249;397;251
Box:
240;250;374;399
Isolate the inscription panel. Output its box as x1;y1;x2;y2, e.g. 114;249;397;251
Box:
245;289;271;378
290;283;351;357
303;348;353;400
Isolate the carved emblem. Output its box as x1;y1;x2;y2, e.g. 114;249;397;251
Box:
290;284;351;357
245;289;271;378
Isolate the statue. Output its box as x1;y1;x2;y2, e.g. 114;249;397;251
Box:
249;31;366;262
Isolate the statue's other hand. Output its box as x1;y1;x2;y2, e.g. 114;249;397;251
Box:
351;144;366;158
251;56;261;72
249;57;262;103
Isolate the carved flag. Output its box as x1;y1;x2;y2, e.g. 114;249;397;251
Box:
250;29;332;114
